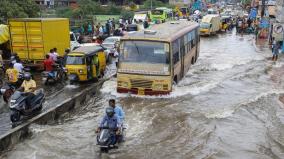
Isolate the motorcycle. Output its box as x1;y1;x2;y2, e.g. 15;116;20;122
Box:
41;64;67;85
0;83;16;103
97;125;126;153
0;67;31;103
9;89;45;123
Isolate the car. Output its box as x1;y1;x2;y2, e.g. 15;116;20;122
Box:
102;36;121;50
102;37;121;63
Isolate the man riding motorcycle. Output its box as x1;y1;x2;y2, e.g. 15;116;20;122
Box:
19;73;36;109
6;63;19;87
96;107;121;147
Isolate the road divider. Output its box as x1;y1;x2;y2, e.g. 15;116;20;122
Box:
0;80;105;153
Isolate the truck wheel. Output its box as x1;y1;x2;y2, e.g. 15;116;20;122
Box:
10;110;20;122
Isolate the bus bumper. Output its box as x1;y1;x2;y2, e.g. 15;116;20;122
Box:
117;87;170;96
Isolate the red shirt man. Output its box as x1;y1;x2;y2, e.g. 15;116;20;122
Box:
43;55;54;71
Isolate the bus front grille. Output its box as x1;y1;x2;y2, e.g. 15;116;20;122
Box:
130;79;153;89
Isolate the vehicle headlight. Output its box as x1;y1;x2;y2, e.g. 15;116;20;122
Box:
119;81;129;88
121;82;128;88
153;84;163;91
78;69;84;74
10;100;17;108
0;89;6;94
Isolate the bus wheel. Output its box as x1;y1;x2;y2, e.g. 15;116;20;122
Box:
191;57;195;65
173;76;178;85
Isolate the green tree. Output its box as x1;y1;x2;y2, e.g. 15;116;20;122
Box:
143;0;166;9
0;0;40;23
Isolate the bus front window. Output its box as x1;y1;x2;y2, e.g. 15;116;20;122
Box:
121;41;170;64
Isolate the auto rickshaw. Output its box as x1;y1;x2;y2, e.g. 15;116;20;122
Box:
220;16;231;31
65;45;106;83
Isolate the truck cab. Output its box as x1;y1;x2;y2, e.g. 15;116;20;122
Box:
70;32;80;51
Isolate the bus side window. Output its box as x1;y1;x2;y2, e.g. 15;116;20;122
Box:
172;40;180;64
173;52;179;64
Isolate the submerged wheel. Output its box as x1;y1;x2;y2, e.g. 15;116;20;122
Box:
10;110;20;123
100;147;109;153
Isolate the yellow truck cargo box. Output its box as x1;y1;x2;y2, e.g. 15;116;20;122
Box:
8;18;70;61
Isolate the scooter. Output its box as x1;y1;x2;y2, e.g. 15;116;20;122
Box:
9;89;45;123
0;83;16;103
0;70;29;103
97;125;126;153
42;64;67;85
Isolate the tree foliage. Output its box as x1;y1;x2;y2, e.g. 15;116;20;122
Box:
0;0;40;23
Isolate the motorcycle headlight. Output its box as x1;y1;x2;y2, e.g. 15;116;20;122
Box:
10;100;17;108
153;84;163;91
0;88;6;94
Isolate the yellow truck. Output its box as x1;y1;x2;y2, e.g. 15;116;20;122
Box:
8;18;70;66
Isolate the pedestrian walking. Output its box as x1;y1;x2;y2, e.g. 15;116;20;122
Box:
272;39;279;61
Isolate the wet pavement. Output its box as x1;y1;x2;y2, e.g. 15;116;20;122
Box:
2;30;284;159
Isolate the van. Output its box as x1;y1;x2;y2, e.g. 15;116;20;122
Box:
200;15;221;35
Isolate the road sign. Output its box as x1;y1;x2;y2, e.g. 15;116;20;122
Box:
272;23;284;41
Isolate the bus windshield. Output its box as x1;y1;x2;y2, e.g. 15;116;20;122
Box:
121;41;170;64
66;56;85;65
151;10;164;15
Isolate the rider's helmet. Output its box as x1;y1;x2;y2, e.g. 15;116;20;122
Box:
106;107;115;117
24;73;31;81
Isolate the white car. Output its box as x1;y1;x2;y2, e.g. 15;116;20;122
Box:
102;36;121;50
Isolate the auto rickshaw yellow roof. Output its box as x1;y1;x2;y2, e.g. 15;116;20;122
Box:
71;45;104;56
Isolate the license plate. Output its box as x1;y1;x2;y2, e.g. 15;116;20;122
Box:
10;100;16;103
138;89;145;95
42;77;47;81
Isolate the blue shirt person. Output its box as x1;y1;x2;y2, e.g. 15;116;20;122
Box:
99;113;121;129
114;104;125;121
108;99;125;121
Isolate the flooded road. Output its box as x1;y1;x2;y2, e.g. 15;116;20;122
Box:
2;31;284;159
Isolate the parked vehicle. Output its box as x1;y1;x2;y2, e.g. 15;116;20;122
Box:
200;14;221;35
9;89;45;123
65;45;106;84
8;18;70;68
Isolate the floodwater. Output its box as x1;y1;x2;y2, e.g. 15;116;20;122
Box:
2;31;284;159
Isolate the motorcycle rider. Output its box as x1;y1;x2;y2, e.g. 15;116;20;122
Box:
96;107;121;147
19;73;36;109
13;59;24;73
6;63;19;86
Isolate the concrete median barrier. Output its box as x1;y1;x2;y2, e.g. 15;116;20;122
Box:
0;80;105;153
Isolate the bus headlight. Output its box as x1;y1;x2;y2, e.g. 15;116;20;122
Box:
153;84;163;90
